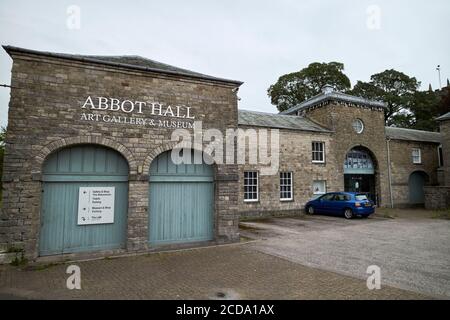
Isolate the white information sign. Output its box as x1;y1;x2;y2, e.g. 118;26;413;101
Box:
77;187;115;225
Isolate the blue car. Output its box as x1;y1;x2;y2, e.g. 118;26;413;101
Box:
305;192;375;219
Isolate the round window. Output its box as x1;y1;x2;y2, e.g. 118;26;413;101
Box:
352;119;364;134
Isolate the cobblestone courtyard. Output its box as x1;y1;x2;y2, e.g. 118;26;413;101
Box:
241;209;450;299
0;242;428;300
1;209;448;300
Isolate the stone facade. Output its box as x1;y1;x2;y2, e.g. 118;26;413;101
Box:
424;186;450;210
441;119;450;185
0;47;241;259
303;103;390;206
238;101;442;212
389;139;440;207
238;126;338;218
0;46;446;260
423;117;450;210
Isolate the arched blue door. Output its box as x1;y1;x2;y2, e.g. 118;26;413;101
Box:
39;145;129;256
149;150;214;245
409;171;427;204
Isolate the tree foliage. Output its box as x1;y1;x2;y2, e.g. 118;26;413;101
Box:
268;63;448;129
350;70;420;126
268;62;351;112
409;90;446;131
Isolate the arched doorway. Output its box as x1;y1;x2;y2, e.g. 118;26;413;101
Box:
39;145;129;256
409;171;429;205
149;149;214;245
344;147;377;203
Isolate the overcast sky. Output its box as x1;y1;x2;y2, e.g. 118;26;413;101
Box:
0;0;449;128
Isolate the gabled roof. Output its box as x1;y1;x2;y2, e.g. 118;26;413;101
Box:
280;86;386;115
385;127;441;144
2;45;243;86
238;109;332;133
436;112;450;121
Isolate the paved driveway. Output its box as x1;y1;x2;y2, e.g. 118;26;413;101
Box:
0;243;426;300
240;213;450;299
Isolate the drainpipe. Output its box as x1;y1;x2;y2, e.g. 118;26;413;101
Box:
386;138;394;208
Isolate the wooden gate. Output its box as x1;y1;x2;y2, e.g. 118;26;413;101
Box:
149;150;214;245
39;145;129;256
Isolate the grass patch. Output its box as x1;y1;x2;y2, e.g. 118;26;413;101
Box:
375;208;397;219
26;262;59;271
10;252;28;267
238;224;262;231
431;209;450;220
239;235;253;243
6;246;23;253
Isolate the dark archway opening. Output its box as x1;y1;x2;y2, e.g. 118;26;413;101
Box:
344;147;378;204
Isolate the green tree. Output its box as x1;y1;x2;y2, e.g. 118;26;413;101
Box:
350;69;420;126
437;87;450;116
409;90;444;131
268;62;351;112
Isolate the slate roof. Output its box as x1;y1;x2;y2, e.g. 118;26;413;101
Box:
385;127;441;143
2;45;243;86
436;112;450;121
280;88;386;115
238;110;332;133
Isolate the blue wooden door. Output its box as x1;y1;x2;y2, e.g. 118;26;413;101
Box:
149;150;214;245
39;145;129;256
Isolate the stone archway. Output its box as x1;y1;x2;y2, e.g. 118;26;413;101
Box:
33;136;137;175
343;146;379;203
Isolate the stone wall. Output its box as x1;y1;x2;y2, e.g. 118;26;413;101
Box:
0;49;241;259
424;186;450;210
237;126;338;218
304;103;390;206
388;139;440;207
440;119;450;185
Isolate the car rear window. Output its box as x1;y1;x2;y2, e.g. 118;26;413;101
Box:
355;194;368;201
335;194;351;201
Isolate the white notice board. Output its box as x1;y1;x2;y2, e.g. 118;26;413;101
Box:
78;187;115;225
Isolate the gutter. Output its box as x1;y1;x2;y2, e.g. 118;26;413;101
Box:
386;137;394;208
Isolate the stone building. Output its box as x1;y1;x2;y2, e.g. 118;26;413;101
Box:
238;86;442;217
0;46;242;260
424;112;450;209
0;46;446;261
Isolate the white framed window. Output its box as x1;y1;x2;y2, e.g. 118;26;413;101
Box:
313;180;327;195
312;142;325;163
412;148;422;164
438;145;444;167
280;172;293;201
244;171;258;202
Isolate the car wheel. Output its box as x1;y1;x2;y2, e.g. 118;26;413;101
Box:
306;206;314;215
344;208;353;219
